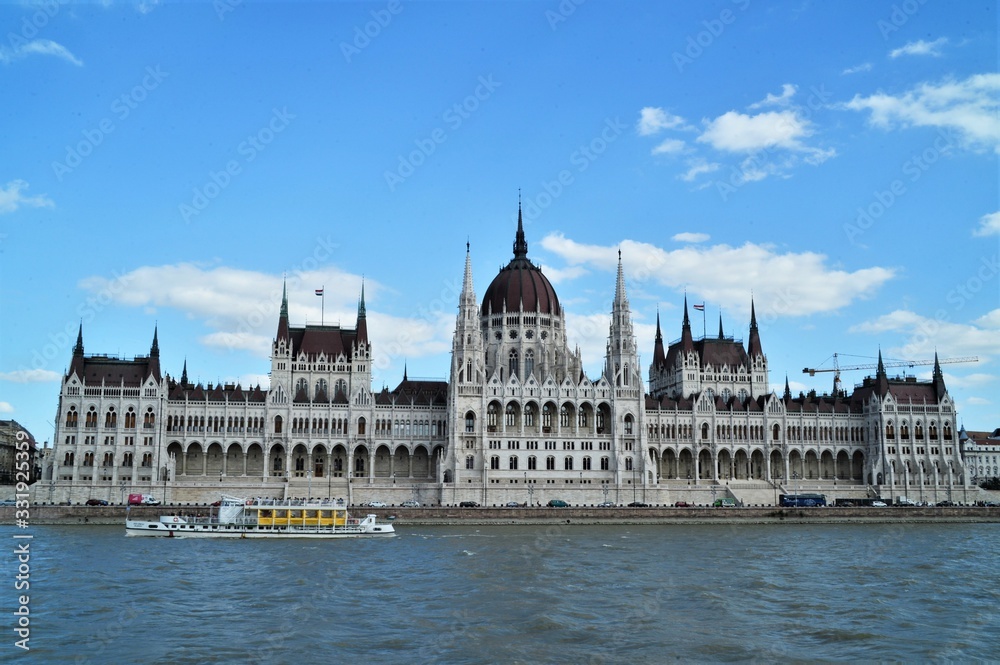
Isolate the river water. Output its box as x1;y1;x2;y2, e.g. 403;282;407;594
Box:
4;522;999;663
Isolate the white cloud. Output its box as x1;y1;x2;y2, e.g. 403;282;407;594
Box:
890;37;948;59
539;233;896;319
679;159;720;182
748;84;797;109
966;396;991;405
973;211;1000;237
651;138;685;155
0;402;13;414
538;264;588;284
0;180;54;214
849;308;1000;362
672;232;710;243
0;39;83;66
637;107;686;135
78;263;457;364
842;63;873;75
0;369;61;383
698;110;813;152
842;73;1000;153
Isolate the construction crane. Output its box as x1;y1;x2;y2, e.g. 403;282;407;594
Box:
803;353;979;394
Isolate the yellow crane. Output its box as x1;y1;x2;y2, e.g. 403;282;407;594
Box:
802;353;978;393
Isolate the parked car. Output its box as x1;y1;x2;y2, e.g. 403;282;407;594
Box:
504;501;521;507
365;501;387;508
936;500;955;507
127;493;159;506
547;499;569;507
85;499;108;506
673;501;691;508
871;500;888;507
401;500;420;508
459;501;480;507
597;501;616;507
627;501;649;507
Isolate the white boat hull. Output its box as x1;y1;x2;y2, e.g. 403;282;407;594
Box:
125;519;395;538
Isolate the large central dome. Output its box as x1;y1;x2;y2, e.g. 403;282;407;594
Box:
480;210;560;316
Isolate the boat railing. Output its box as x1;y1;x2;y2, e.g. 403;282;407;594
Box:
246;497;347;508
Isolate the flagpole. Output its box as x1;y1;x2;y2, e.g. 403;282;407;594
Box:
321;285;325;326
702;306;706;339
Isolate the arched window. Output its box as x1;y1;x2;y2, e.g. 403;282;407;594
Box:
465;411;476;433
490;456;500;470
357;417;367;436
465;455;474;469
273;415;283;434
624;414;634;435
564;456;573;471
488;404;498;430
66;407;77;427
505;404;516;427
701;423;709;440
525;350;534;378
601;456;609;471
296;378;308;396
524;405;535;428
583;456;591;470
509;456;518;470
772;424;780;441
335;379;347;398
316;378;328;397
625;457;633;471
543;404;553;430
560;406;570;428
546;455;555;470
508;350;518;379
105;407;117;428
528;455;537;470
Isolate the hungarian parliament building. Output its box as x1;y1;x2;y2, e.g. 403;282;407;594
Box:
43;212;971;506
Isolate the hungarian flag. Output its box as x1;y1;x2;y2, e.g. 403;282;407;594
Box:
315;289;324;296
693;303;705;311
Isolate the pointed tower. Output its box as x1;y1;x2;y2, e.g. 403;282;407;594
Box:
652;309;666;370
69;322;86;378
147;325;161;381
181;358;189;387
875;349;889;397
356;281;368;345
747;299;763;359
783;375;792;401
276;278;290;344
746;298;768;397
605;250;639;389
718;313;725;340
452;241;485;387
932;351;947;399
74;322;84;356
680;295;695;355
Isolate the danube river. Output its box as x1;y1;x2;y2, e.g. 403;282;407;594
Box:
5;522;999;663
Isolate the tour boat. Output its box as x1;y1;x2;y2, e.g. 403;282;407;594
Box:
125;495;395;538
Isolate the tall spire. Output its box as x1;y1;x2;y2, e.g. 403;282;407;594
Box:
461;241;476;307
73;322;84;356
652;307;666;369
276;277;289;343
181;358;189;386
356;280;368;344
932;350;947;398
150;325;159;357
783;375;792;400
747;297;764;359
614;249;628;306
513;198;528;259
681;295;695;353
718;312;725;339
875;348;889;396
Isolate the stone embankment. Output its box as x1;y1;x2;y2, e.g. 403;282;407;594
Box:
3;504;1000;526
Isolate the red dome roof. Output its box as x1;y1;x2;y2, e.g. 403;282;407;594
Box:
480;209;560;315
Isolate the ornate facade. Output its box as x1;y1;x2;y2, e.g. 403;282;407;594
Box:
42;209;971;506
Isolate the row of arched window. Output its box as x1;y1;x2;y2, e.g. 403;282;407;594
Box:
166;415;265;434
61;452;153;467
885;422;951;440
65;406;155;429
471;455;623;471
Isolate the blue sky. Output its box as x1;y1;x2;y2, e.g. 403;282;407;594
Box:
1;0;997;445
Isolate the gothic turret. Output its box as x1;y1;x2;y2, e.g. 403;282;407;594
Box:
747;299;763;360
651;309;666;370
276;278;289;343
356;281;368;344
